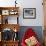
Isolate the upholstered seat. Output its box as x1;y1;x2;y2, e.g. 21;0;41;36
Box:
21;28;41;46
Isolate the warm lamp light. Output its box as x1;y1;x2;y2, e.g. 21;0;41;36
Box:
14;28;17;32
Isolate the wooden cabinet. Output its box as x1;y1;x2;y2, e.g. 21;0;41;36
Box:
0;7;20;46
0;40;19;46
2;41;19;46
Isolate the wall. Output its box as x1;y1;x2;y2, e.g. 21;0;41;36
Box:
0;0;15;7
0;0;44;45
18;0;44;26
0;0;44;26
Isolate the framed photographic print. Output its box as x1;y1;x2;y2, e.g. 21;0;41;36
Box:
23;8;36;19
2;10;9;15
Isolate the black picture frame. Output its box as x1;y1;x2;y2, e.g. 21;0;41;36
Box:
23;8;36;19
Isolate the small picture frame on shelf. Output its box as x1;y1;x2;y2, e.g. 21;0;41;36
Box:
2;10;9;15
23;8;36;19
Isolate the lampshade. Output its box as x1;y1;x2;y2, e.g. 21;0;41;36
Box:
13;28;17;32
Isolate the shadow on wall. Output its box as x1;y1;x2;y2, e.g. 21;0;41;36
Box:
18;26;44;44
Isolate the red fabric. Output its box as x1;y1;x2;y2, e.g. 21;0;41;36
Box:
21;28;41;46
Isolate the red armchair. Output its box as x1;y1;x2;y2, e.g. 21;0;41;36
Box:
21;28;41;46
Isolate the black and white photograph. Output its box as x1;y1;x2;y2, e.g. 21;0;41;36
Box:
23;8;36;19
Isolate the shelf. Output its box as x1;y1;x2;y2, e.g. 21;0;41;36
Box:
0;7;20;46
0;7;19;24
2;40;19;43
0;24;20;32
1;15;19;24
0;7;19;16
0;7;19;10
1;40;19;46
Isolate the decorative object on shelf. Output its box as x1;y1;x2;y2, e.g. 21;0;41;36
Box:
2;10;9;15
5;18;8;24
1;28;13;41
1;27;19;41
23;8;36;19
9;9;18;15
2;16;8;24
13;32;18;41
13;28;18;41
15;0;17;7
